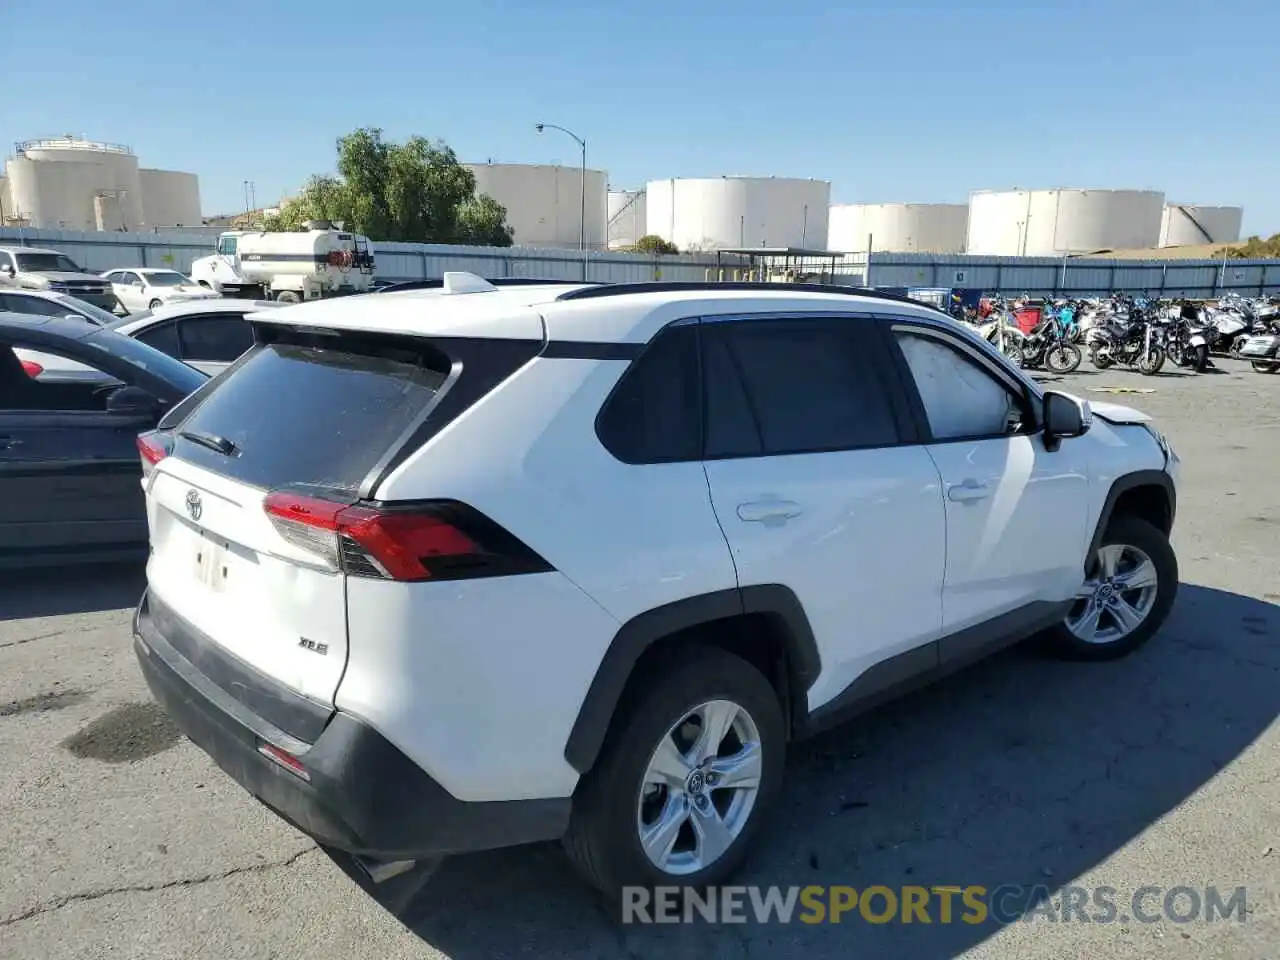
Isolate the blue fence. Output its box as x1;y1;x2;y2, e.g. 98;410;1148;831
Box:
3;227;1277;298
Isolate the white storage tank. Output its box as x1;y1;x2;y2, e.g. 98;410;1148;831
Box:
1159;204;1243;247
140;168;202;227
464;162;607;249
607;188;647;248
5;138;145;230
967;188;1165;256
646;177;831;252
828;202;968;253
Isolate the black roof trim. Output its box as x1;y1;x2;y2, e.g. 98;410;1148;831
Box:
375;278;575;293
553;281;948;312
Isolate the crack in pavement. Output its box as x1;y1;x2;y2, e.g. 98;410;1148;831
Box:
0;630;71;651
0;846;316;927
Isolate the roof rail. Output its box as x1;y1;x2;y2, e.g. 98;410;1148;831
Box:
553;281;947;312
375;277;577;294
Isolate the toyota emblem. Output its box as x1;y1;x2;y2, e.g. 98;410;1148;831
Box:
185;489;203;522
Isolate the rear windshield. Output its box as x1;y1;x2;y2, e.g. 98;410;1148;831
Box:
172;340;449;493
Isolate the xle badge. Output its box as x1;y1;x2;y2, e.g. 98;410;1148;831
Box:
298;638;329;656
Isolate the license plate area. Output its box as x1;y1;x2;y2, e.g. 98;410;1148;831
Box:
194;530;234;592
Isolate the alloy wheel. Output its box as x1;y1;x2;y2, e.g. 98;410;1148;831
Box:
1066;543;1160;644
636;699;762;876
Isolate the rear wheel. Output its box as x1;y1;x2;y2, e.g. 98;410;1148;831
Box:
148;298;163;310
1043;515;1177;661
1252;359;1280;373
275;290;301;304
563;647;785;897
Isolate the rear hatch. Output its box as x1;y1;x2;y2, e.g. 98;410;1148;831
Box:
142;328;454;723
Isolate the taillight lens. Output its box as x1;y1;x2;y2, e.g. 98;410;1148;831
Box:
20;360;43;378
262;491;551;582
136;431;173;480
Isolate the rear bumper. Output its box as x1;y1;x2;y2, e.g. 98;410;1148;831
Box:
133;590;570;859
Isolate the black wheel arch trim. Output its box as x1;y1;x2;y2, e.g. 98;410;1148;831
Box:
563;584;822;775
1087;469;1176;561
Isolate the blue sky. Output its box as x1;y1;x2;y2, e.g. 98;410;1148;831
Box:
5;0;1278;234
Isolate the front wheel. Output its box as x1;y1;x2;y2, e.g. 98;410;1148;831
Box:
275;290;301;304
1138;346;1165;375
1252;359;1280;373
1042;515;1178;661
1191;343;1209;373
1089;342;1115;369
1046;343;1082;374
563;647;785;896
148;298;163;310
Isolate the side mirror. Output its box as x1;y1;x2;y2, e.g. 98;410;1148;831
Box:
0;264;13;278
105;385;161;418
1043;391;1091;451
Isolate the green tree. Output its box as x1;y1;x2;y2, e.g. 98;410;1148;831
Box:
1221;234;1280;259
264;127;514;246
633;234;679;255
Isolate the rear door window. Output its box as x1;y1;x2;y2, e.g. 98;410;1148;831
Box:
172;337;449;493
178;315;254;362
135;321;182;358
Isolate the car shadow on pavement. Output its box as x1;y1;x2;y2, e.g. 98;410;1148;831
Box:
352;583;1279;959
0;562;145;621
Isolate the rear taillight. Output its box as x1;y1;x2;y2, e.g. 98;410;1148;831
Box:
262;491;552;582
136;431;172;479
20;360;42;378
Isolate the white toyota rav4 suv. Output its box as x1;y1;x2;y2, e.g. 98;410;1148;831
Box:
133;275;1179;896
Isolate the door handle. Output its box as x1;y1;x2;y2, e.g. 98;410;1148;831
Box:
947;479;990;503
737;499;803;524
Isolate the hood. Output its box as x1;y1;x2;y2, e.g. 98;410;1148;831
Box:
23;271;107;285
1087;400;1152;425
167;285;218;297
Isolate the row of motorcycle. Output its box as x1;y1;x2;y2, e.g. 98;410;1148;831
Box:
962;294;1280;376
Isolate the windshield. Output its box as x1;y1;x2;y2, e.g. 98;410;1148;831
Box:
15;252;86;273
143;271;191;287
83;328;208;395
51;294;119;326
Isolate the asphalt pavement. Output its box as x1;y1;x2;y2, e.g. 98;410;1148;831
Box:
1;357;1277;959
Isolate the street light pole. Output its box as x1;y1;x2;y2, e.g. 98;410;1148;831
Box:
536;122;588;281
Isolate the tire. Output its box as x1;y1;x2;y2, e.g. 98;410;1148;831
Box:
1002;342;1025;368
1229;336;1245;359
276;290;301;304
1191;344;1209;373
148;298;163;310
563;647;785;897
1252;359;1280;373
1138;346;1165;375
1042;515;1178;661
1089;342;1114;370
1046;343;1082;374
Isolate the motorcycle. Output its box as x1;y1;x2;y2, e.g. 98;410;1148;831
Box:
1019;318;1083;373
1238;316;1280;373
1160;305;1214;372
973;310;1028;366
1088;305;1165;375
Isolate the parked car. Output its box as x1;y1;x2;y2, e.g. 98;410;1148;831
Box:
0;288;121;326
0;312;208;568
102;268;221;313
13;299;277;382
0;245;117;312
132;276;1180;898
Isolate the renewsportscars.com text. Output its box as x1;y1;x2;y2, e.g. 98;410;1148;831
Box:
622;884;1248;925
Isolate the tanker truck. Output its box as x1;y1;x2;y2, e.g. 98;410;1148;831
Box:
190;221;376;302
